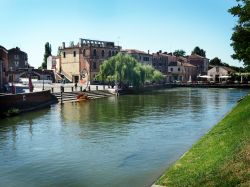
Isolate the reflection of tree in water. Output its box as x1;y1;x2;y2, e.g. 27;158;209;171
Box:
60;88;211;129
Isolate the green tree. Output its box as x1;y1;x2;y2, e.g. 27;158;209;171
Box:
209;57;222;66
173;49;186;57
228;0;250;67
96;53;164;89
40;42;52;69
191;46;206;57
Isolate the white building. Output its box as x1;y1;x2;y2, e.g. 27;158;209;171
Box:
207;66;236;82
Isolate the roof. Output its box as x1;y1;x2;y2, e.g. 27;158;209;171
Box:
209;66;237;73
0;45;8;52
8;47;27;54
221;66;236;73
183;62;196;67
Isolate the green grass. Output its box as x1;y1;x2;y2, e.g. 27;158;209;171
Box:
156;94;250;187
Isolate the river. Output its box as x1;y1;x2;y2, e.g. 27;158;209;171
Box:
0;88;249;187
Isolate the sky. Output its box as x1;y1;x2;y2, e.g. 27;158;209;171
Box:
0;0;241;68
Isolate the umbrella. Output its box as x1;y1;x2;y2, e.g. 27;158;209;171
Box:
198;75;213;79
219;75;231;78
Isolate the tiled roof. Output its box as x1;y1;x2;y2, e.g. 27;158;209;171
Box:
221;66;236;73
183;62;196;67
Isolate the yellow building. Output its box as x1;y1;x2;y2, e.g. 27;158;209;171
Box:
59;38;121;83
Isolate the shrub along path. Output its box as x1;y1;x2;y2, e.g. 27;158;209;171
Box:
156;94;250;187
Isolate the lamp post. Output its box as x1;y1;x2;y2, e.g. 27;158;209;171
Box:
42;69;45;90
9;67;15;94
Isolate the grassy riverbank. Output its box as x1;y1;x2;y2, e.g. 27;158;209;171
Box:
156;94;250;187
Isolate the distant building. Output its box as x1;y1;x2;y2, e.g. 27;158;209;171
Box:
0;45;8;90
47;55;59;71
59;38;121;83
208;66;236;82
121;49;152;65
8;47;28;70
187;54;209;75
152;51;169;74
167;61;197;82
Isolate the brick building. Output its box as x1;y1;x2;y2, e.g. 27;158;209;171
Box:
8;47;28;70
59;38;121;83
152;51;171;74
0;45;8;90
187;54;209;75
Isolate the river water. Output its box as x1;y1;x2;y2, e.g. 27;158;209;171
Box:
0;88;249;187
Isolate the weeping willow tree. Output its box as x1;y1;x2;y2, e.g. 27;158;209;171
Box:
96;53;164;89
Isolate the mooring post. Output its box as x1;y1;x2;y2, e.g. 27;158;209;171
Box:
60;91;63;103
96;86;98;91
88;86;91;91
80;86;82;92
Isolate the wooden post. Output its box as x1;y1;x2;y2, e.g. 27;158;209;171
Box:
60;91;63;103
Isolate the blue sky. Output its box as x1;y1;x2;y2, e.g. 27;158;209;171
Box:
0;0;240;68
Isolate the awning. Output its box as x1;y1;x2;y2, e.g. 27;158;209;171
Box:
198;75;213;79
219;75;231;78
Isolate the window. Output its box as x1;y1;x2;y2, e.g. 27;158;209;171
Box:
14;55;19;60
109;51;111;57
112;51;115;56
102;50;105;57
63;52;66;58
116;51;118;55
143;57;149;61
171;68;173;72
83;49;86;56
73;51;76;57
93;49;97;56
178;68;180;71
15;61;19;67
93;61;97;69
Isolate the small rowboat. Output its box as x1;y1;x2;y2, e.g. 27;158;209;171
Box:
76;93;90;101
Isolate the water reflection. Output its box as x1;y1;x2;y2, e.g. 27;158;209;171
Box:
0;88;248;187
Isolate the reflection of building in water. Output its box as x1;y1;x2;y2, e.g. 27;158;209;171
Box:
58;38;121;83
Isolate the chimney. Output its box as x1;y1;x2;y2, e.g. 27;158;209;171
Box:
148;50;150;54
62;42;65;49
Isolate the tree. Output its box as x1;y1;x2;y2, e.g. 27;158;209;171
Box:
209;57;222;66
228;0;250;67
173;49;186;57
40;42;52;69
191;46;206;57
96;53;164;89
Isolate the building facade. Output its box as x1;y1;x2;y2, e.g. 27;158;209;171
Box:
0;45;8;90
8;47;28;70
207;66;236;82
152;52;169;74
59;38;121;83
187;54;209;75
121;49;152;65
167;61;197;82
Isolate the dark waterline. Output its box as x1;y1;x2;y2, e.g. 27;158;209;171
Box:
0;88;249;187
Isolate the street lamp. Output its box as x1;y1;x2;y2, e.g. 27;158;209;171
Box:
42;69;45;90
9;67;15;94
